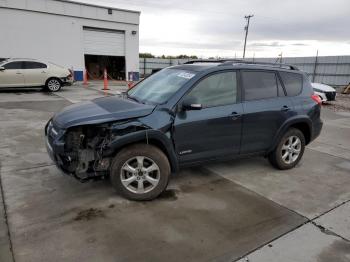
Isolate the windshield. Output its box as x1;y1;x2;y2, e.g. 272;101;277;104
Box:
127;68;196;104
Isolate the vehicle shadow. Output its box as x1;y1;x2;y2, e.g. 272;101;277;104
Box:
0;87;46;93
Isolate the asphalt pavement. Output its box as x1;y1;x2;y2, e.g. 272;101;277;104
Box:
0;84;349;262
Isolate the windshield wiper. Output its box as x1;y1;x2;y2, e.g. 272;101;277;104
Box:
127;94;144;104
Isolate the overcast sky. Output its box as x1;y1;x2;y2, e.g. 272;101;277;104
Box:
72;0;350;58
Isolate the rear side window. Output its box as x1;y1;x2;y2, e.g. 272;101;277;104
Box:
3;62;24;69
279;72;303;96
186;71;237;108
23;62;47;69
242;71;278;101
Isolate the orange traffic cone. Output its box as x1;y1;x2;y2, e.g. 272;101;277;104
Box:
128;72;134;89
83;68;88;86
103;68;109;91
128;82;134;89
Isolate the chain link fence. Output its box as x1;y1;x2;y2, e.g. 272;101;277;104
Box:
139;56;350;87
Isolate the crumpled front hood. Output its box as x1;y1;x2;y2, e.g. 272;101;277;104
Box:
53;96;155;129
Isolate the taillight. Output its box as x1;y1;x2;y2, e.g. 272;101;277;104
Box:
68;69;74;80
311;93;322;105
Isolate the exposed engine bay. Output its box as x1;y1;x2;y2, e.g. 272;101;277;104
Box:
61;125;111;181
54;122;149;182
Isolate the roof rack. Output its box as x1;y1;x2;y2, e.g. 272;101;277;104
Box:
184;60;224;64
221;60;299;70
184;59;299;71
8;57;38;61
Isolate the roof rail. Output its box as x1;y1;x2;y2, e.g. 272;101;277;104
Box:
220;60;299;70
184;59;299;70
8;57;38;61
184;60;225;64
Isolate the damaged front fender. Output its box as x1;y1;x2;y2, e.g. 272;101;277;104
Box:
103;129;179;173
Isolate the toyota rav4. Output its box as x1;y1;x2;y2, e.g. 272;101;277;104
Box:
45;60;323;200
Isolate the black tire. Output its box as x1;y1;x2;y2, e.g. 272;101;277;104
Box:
45;78;62;92
268;128;306;170
110;144;171;201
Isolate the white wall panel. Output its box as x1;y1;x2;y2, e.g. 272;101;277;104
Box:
0;0;140;77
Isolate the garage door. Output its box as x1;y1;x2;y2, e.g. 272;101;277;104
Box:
83;27;125;56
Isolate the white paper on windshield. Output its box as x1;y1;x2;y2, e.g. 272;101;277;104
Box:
177;72;195;79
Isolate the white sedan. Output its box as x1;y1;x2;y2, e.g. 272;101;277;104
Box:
311;83;337;103
0;58;73;92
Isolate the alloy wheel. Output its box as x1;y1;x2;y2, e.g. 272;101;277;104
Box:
47;79;61;91
281;135;302;164
120;156;160;194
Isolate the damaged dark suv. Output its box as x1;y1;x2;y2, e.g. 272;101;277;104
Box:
45;60;323;200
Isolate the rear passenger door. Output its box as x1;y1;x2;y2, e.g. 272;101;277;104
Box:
23;61;48;87
240;70;293;154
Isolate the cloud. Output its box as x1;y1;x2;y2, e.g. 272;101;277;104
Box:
142;40;241;51
71;0;350;57
249;42;285;47
292;43;309;46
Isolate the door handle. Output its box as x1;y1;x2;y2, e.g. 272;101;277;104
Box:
281;105;291;112
16;72;22;75
41;71;46;73
230;112;242;120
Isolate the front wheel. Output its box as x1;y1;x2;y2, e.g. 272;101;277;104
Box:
45;78;62;92
268;128;305;170
110;144;171;201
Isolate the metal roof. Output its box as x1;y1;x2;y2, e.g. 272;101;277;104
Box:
58;0;141;14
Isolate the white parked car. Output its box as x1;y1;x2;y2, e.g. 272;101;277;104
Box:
311;83;336;103
0;58;73;92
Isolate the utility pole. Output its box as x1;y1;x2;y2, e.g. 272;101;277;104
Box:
243;14;254;59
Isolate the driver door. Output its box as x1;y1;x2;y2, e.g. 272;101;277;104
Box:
0;61;25;87
173;71;243;164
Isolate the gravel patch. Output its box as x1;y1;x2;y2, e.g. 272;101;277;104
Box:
322;93;350;112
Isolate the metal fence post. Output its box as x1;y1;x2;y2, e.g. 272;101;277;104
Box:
312;50;318;82
143;57;146;78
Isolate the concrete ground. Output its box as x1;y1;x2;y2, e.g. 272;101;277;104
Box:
0;84;349;262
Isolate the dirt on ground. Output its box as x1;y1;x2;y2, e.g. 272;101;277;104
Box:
322;93;350;112
74;208;105;221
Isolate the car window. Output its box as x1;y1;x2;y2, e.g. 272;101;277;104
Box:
279;72;303;96
186;71;237;108
242;71;278;101
3;61;24;70
23;62;47;69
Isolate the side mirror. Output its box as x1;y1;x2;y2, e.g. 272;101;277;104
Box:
182;97;202;111
0;66;5;71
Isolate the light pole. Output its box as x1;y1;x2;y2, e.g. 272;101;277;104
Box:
243;14;254;59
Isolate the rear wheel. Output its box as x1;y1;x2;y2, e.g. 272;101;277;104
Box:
268;128;305;170
45;78;62;92
110;144;170;201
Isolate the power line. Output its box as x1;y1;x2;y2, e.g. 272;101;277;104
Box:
243;14;254;59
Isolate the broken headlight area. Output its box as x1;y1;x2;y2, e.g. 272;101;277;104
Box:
59;122;148;182
60;124;112;182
